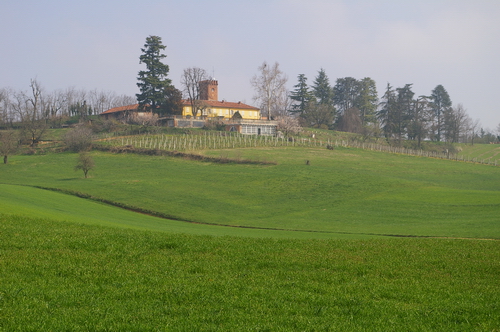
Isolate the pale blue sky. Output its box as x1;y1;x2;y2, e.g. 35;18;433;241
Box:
2;0;499;128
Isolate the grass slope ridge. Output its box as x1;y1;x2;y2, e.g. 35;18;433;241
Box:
2;214;499;331
1;146;499;239
4;183;475;239
0;184;377;239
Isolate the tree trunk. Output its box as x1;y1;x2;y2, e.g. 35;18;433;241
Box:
3;155;7;164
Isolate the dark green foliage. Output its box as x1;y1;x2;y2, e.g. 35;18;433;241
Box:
69;101;92;118
430;85;452;141
377;83;415;145
311;68;334;106
301;101;335;129
356;77;378;124
290;74;313;115
162;85;184;116
393;83;415;143
406;96;431;148
136;35;182;116
300;69;337;128
310;74;379;133
333;76;359;116
332;77;379;131
377;83;398;141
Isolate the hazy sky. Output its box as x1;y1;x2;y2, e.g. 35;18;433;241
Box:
2;0;499;129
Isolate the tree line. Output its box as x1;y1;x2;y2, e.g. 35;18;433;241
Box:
2;35;498;148
0;79;135;142
252;62;497;145
289;69;487;145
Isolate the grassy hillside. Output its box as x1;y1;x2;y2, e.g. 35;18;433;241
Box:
2;141;499;330
458;143;500;162
1;146;499;238
2;214;499;331
0;184;371;239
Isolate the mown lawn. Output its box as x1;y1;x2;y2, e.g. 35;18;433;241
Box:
1;214;499;331
1;146;499;239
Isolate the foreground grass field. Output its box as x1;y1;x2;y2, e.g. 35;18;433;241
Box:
1;214;499;331
1;146;499;239
1;144;499;330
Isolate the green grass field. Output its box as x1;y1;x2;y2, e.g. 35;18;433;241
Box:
0;183;371;239
458;143;500;162
2;214;499;331
1;146;499;239
1;143;499;330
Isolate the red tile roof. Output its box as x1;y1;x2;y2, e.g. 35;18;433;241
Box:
100;104;140;115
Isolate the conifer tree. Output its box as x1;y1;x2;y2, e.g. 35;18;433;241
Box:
430;85;452;141
289;74;312;115
311;69;334;106
136;35;182;116
355;77;378;124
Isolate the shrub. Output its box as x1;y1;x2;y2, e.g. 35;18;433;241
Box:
63;126;93;152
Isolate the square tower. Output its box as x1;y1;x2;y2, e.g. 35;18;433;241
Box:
199;80;218;101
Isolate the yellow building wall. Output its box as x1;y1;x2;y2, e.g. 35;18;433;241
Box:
182;105;260;120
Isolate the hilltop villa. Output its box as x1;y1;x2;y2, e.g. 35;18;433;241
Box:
100;80;277;135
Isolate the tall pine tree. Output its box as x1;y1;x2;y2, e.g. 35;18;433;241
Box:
311;68;333;105
136;35;181;116
333;77;359;116
355;77;378;124
430;85;452;142
377;83;397;142
289;74;312;115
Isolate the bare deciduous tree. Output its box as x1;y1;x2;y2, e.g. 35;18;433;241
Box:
13;79;49;146
407;95;431;148
272;88;293;118
337;107;363;133
0;130;19;164
276;115;302;137
465;117;481;145
444;103;469;143
64;126;94;152
0;88;11;126
251;61;288;120
181;67;208;118
128;112;159;126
